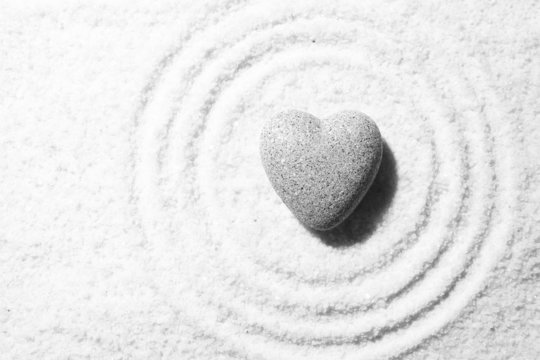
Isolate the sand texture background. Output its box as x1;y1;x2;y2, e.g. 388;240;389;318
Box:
1;0;539;359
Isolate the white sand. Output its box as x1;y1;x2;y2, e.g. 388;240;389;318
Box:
1;0;539;359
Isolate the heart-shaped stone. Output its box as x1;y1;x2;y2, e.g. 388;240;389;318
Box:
260;110;383;231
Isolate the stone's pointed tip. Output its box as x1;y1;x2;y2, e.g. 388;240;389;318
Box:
260;109;384;231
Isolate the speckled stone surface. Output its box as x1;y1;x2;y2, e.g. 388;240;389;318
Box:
260;110;383;230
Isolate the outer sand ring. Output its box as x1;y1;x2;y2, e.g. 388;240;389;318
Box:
131;2;524;359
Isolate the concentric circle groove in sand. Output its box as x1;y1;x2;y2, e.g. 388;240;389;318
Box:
130;3;521;359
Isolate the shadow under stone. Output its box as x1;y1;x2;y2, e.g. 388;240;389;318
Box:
310;140;398;248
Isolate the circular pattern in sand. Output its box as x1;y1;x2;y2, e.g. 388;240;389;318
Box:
131;1;524;359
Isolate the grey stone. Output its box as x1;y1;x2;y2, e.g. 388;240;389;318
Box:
260;110;383;231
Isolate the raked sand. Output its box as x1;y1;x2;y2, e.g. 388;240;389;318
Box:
0;0;539;359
